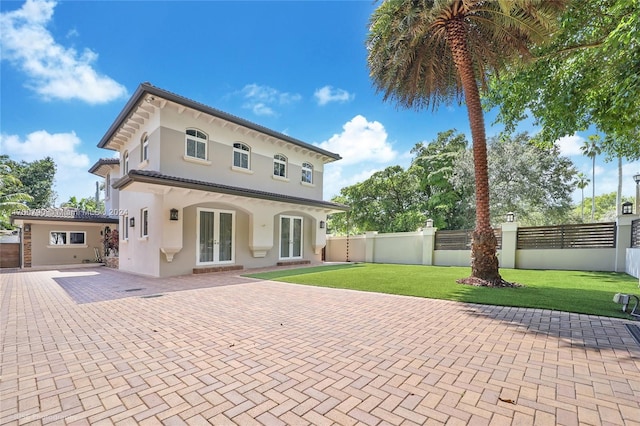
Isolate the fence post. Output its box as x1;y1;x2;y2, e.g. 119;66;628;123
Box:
615;214;637;272
500;222;518;269
421;226;436;266
365;231;377;263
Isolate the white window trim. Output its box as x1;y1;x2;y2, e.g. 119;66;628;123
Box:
279;215;303;260
140;208;149;238
183;155;212;166
137;159;149;169
196;207;236;265
302;162;314;184
232;142;251;170
122;215;129;241
272;175;290;182
47;231;87;248
141;134;149;161
185;129;208;161
274;154;287;178
231;165;255;175
123;151;129;174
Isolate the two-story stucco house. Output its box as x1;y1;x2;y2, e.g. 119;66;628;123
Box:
94;82;348;277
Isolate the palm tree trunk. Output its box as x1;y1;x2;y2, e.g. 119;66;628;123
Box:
446;20;501;283
581;188;584;221
616;156;622;216
591;156;596;222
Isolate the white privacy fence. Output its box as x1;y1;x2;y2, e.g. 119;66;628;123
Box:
326;215;640;277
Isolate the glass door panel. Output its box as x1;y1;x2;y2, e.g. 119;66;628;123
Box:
219;212;233;262
280;216;302;260
198;209;234;264
280;217;290;258
199;210;215;263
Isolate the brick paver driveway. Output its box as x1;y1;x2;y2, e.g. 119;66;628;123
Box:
1;267;639;425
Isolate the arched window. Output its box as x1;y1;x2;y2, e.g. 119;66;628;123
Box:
141;133;149;161
233;142;250;170
302;162;313;184
123;151;129;174
273;154;287;178
185;129;208;160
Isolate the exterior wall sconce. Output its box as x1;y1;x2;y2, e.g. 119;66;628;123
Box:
622;201;633;215
129;217;135;227
319;220;325;229
505;212;515;223
170;208;179;221
425;219;434;228
24;224;31;232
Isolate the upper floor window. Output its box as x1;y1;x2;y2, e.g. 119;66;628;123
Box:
185;129;207;160
122;215;129;240
141;133;149;162
233;142;250;170
302;162;313;184
123;151;129;174
105;173;111;199
274;154;287;178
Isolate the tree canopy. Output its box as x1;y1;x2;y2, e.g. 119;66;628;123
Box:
0;155;57;209
487;0;640;158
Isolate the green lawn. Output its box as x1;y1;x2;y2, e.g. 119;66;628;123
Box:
245;263;640;319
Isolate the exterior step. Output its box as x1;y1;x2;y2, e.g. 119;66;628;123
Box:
193;265;243;274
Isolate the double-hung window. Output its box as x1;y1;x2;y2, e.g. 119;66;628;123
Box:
122;215;129;240
274;154;287;178
185;129;207;160
302;162;313;184
105;174;111;199
233;143;250;169
123;151;129;174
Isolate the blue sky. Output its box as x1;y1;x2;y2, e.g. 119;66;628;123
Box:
1;0;638;208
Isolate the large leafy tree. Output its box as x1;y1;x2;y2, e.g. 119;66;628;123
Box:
328;166;425;234
488;0;640;157
0;156;56;208
411;130;472;229
367;0;567;285
61;195;104;213
452;133;577;227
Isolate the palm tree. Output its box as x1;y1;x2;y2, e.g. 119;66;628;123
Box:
367;0;567;285
580;135;601;222
575;172;590;221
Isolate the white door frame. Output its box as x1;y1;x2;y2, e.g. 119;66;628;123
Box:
279;215;303;260
196;207;235;265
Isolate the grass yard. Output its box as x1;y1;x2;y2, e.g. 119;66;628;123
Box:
246;263;640;319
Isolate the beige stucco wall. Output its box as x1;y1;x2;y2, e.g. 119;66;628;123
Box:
372;233;423;265
516;248;616;271
156;122;323;200
28;222;108;266
325;235;366;262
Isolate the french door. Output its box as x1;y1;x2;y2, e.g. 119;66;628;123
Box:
197;208;235;264
280;215;303;259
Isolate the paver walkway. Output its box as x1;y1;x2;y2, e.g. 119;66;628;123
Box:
1;267;639;425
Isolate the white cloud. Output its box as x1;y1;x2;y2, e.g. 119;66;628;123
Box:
317;115;397;166
239;83;301;116
555;134;585;156
314;85;354;106
0;130;94;203
0;0;127;104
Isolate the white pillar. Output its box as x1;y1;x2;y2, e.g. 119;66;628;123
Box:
421;227;436;266
500;222;519;269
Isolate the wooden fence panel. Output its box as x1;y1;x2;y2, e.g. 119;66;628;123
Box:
632;219;640;248
0;243;20;268
517;222;616;249
435;229;502;250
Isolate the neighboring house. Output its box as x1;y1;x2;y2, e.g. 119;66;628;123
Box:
10;208;118;268
93;82;348;277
